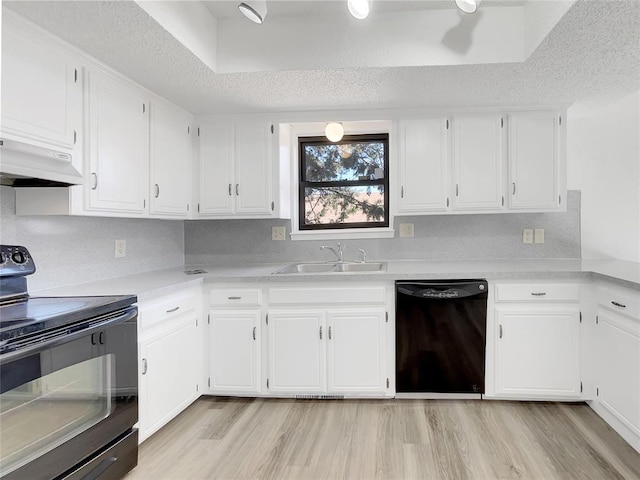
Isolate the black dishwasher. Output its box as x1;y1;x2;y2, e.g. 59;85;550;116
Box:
395;280;488;398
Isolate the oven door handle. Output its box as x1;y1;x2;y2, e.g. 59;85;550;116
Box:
0;307;137;364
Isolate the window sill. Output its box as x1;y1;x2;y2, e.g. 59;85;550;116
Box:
290;227;395;241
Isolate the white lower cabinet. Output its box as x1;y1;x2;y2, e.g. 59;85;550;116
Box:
138;289;202;443
209;310;260;394
590;284;640;452
488;282;582;400
494;306;581;398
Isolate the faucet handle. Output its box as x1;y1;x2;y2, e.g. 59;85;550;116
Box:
358;249;367;263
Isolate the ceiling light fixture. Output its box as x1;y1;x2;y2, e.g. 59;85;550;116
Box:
454;0;481;14
347;0;370;20
325;122;345;142
238;0;268;24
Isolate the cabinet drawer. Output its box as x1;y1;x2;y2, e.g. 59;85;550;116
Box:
210;288;262;306
268;286;386;305
139;290;198;330
597;286;640;320
495;283;580;302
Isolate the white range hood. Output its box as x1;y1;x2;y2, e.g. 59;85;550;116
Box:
0;139;83;187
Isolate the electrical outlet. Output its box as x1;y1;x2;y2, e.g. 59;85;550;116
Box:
272;226;286;241
535;228;545;244
399;223;414;238
522;229;533;244
115;239;126;257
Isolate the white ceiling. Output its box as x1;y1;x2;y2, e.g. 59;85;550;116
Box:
4;0;640;115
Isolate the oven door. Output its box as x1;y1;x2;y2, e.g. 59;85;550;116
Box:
0;307;138;480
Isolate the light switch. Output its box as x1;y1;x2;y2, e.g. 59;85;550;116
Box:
522;229;533;244
535;228;545;244
399;223;414;238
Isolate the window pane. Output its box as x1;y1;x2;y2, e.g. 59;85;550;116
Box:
303;141;386;182
303;186;386;225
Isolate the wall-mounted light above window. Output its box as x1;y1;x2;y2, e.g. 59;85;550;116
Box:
325;122;345;142
238;0;268;24
454;0;481;14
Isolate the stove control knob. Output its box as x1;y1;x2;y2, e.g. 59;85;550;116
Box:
11;251;27;264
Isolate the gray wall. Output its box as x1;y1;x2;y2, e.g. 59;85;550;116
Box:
0;186;184;292
185;191;581;265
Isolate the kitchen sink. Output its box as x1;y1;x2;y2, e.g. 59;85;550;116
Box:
273;261;386;274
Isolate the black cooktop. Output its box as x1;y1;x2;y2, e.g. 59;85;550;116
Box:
0;294;137;345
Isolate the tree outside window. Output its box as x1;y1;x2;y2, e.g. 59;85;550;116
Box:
298;134;389;230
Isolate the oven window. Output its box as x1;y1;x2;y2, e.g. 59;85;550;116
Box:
0;354;115;476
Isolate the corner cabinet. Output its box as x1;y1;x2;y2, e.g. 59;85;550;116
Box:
508;111;564;211
198;121;276;218
86;69;149;214
488;282;582;400
266;284;391;397
137;288;203;443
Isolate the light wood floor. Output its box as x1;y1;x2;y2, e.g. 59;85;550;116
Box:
126;397;640;480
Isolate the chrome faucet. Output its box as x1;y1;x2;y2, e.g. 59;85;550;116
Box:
320;242;344;262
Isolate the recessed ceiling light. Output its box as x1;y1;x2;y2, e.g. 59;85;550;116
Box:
347;0;370;20
238;0;268;24
454;0;481;14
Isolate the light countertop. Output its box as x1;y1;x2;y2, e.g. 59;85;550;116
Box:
34;258;640;301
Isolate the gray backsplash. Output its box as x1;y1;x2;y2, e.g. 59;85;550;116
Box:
185;191;581;265
0;186;185;292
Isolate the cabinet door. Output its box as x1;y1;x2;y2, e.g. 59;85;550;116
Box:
209;310;260;393
87;70;148;213
198;123;234;215
267;310;325;393
235;122;273;215
495;305;580;398
397;118;450;213
139;314;199;442
1;17;81;151
595;309;640;437
452;115;504;211
327;309;386;394
149;101;192;217
508;112;560;210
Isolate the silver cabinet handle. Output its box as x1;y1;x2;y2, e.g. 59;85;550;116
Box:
166;306;180;313
531;292;546;296
142;358;148;375
513;182;516;195
328;326;332;340
236;184;240;196
611;301;627;308
228;183;232;196
253;326;256;340
499;325;503;339
319;326;322;340
401;186;404;198
228;296;241;300
446;197;450;207
155;184;160;198
91;172;98;190
455;184;459;196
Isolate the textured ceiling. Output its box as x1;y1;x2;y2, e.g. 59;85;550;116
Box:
5;0;640;115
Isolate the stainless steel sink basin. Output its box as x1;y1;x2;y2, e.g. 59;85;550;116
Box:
273;262;386;274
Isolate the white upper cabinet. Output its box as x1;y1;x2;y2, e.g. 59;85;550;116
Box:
508;111;562;210
451;114;504;211
1;13;81;153
198;120;275;218
86;69;149;214
150;101;193;217
397;118;450;214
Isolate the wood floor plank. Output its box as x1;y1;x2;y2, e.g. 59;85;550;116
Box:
125;398;640;480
